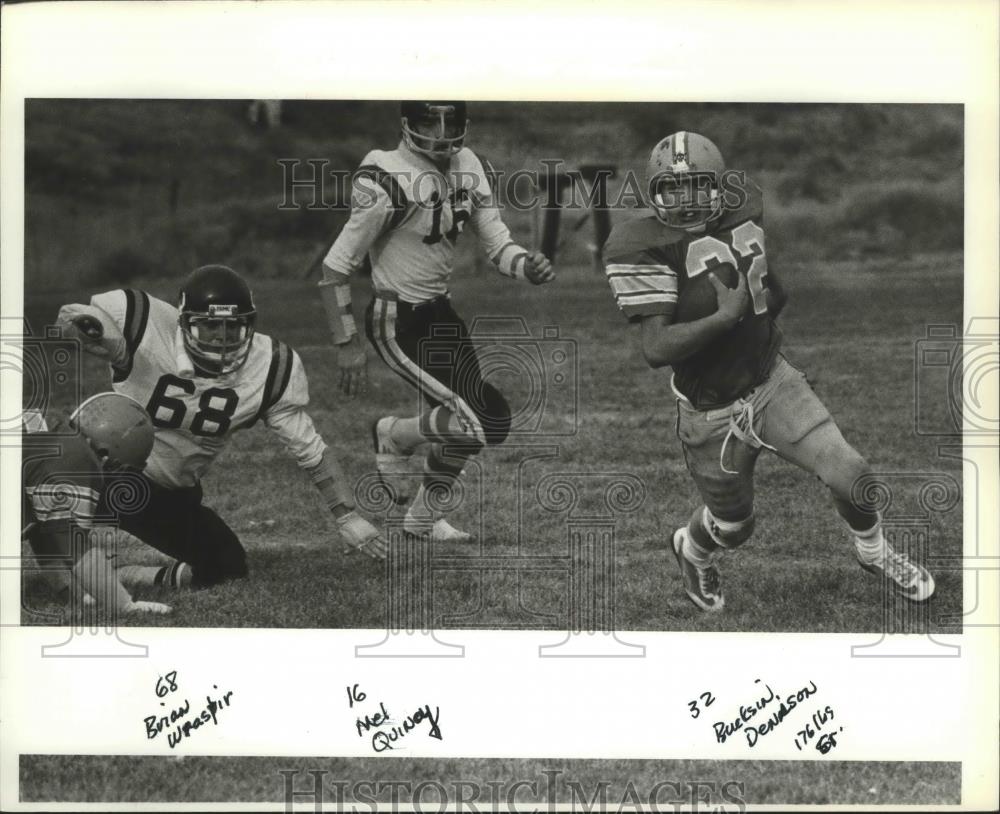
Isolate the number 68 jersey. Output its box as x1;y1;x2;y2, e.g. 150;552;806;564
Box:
603;179;783;410
74;289;326;489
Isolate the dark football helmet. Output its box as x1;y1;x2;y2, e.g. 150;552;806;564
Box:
647;131;727;231
70;391;154;472
178;265;257;376
400;101;469;160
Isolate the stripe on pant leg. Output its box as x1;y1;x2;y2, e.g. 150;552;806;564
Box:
372;298;463;407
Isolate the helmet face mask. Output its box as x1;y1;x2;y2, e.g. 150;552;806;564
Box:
649;171;722;231
401;101;469;161
69;392;154;474
646;131;727;232
178;265;257;376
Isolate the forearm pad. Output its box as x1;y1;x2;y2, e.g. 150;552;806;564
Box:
318;278;358;345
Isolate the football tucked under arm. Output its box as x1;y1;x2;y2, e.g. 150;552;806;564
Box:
604;251;746;368
638;273;750;368
56;301;127;364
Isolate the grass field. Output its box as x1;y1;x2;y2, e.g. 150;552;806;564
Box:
12;101;968;807
21;248;964;633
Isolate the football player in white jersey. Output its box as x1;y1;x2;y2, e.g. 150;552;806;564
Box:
57;265;387;589
319;101;555;541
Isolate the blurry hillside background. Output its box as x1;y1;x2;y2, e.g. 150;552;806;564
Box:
24;100;962;293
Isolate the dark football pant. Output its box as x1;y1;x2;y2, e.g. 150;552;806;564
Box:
108;475;248;588
365;292;512;447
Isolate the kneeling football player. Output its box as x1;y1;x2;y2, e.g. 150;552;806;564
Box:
603;131;934;612
23;392;172;615
57;264;387;590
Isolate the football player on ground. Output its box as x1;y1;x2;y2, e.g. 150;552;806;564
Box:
320;101;555;541
22;392;172;614
57;264;387;590
603;131;934;612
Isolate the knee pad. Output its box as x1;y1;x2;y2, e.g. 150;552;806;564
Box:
703;507;755;549
474;382;511;446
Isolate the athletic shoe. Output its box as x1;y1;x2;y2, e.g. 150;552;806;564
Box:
857;546;935;601
672;527;725;612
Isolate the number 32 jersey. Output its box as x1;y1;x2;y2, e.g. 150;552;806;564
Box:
83;289;327;489
603;180;783;410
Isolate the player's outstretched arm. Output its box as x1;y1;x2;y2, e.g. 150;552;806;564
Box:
56;302;128;363
263;360;387;561
640;272;749;368
308;448;387;560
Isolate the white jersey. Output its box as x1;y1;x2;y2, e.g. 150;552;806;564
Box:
323;141;530;303
61;289;326;489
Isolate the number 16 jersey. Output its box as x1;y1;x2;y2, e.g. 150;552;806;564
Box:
85;289;324;488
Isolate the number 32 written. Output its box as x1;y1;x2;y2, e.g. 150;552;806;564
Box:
686;220;770;315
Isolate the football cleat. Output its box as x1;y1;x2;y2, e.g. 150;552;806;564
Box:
672;527;725;612
372;417;414;505
337;511;388;560
402;514;472;543
857;546;935;602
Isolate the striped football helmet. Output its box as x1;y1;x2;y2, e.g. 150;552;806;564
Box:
647;131;727;231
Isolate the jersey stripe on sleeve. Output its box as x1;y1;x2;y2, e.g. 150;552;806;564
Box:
604;263;678;319
112;288;150;382
252;338;294;424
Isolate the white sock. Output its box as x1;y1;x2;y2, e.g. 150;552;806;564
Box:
852;519;886;563
403;485;435;528
683;528;715;567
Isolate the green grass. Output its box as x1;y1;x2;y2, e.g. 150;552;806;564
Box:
19;754;960;805
21;250;963;633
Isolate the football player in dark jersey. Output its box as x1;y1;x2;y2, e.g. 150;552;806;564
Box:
603;131;933;612
22;392;172;615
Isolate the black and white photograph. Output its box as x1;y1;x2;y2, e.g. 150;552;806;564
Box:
1;1;997;811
